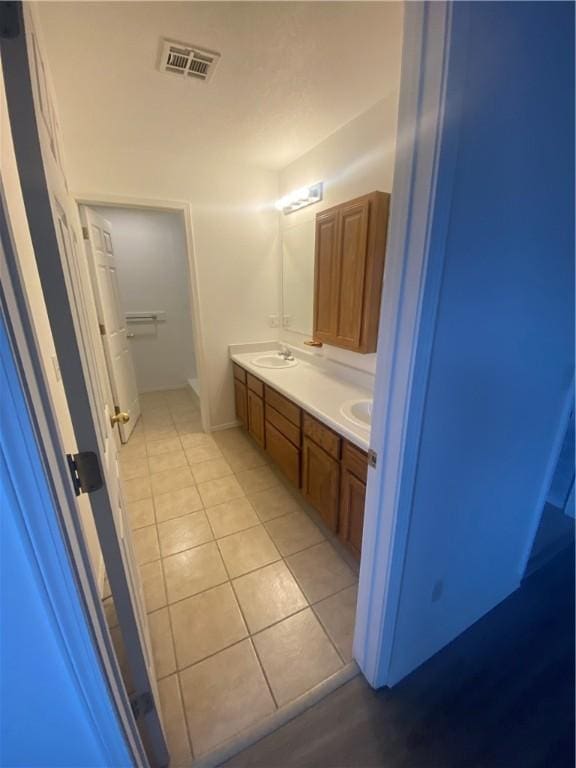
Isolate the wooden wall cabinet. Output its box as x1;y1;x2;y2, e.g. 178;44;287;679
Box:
313;191;390;353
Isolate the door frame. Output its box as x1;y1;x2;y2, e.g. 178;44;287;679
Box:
3;0;462;714
1;7;168;764
354;1;468;688
0;190;147;767
75;193;210;432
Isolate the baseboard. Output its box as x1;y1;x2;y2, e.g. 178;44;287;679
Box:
191;662;359;768
137;383;189;394
210;419;241;432
187;377;200;397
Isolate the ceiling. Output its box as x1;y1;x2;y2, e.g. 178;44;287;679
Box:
37;2;403;172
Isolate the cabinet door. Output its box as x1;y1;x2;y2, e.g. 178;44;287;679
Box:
313;209;340;342
234;379;248;429
302;437;340;531
265;421;300;488
339;468;366;559
247;389;265;448
335;198;370;348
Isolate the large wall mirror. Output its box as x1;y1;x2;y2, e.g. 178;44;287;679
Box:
281;218;315;336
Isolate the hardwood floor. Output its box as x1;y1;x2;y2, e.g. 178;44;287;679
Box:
223;546;575;768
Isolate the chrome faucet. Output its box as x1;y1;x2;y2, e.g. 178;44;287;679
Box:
278;345;295;361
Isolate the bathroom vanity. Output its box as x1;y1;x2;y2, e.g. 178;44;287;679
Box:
231;351;371;559
228;189;389;558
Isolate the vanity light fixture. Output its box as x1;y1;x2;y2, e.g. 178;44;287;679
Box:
275;182;323;214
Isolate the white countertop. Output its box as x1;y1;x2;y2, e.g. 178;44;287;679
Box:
230;348;372;451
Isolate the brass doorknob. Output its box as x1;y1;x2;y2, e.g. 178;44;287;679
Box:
111;411;130;427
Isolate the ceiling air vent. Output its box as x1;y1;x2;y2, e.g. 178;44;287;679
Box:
159;39;220;82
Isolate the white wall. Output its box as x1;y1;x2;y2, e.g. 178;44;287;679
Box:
94;207;196;393
387;0;574;684
63;156;279;427
35;14;403;425
278;95;401;375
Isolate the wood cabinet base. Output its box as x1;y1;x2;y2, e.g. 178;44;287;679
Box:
233;365;367;558
302;436;340;531
247;388;265;447
339;469;366;558
265;421;300;488
339;441;368;558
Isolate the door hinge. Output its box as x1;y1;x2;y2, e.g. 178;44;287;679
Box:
367;448;377;469
130;691;154;720
66;452;104;496
82;226;89;240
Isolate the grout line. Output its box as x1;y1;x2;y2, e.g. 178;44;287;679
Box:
248;604;311;642
154;536;186;734
167;558;283;711
173;663;195;762
157;634;247;683
124;396;356;761
150;564;352;680
308;602;349;667
143;543;358;618
134;519;333;583
310;600;352;666
189;663;359;768
248;635;279;710
213;520;265;543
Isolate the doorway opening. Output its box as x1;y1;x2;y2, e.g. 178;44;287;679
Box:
3;0;404;760
2;0;517;765
78;200;206;436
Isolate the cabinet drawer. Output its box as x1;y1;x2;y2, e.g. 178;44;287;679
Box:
303;413;341;460
233;363;246;383
265;404;301;447
247;373;264;397
265;422;300;488
265;386;301;427
342;440;368;483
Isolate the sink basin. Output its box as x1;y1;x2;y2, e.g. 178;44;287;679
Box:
252;354;298;369
340;398;373;428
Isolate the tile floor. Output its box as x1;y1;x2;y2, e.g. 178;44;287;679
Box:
118;387;359;764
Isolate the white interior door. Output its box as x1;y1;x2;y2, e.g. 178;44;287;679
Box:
81;207;140;443
2;6;168;764
54;206;160;723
